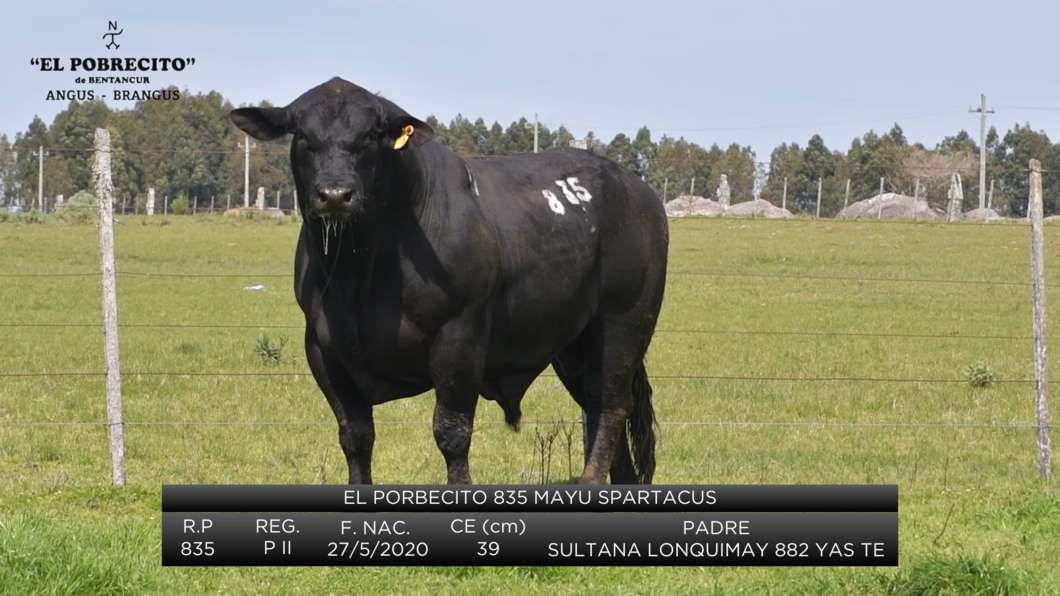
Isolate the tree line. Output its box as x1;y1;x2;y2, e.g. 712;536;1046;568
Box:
1;85;1058;217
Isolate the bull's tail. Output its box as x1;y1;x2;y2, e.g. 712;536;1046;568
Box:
627;360;657;484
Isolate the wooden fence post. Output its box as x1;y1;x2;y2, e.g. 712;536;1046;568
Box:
1028;159;1052;479
93;128;125;487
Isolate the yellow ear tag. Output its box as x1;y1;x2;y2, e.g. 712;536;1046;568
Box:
393;125;415;149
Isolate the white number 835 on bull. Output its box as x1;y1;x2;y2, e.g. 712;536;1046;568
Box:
542;177;593;214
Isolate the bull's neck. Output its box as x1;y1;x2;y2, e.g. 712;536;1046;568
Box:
384;145;440;223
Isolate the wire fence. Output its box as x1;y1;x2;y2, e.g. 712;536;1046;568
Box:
16;199;1060;225
0;371;1040;383
1;268;1055;286
0;130;1054;485
6;420;1044;429
0;323;1040;340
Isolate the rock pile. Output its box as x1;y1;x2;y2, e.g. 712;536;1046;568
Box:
223;207;287;219
724;199;793;219
962;208;1005;222
836;193;938;220
665;196;793;218
664;196;722;217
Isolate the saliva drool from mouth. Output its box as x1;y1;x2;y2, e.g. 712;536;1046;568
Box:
320;214;354;256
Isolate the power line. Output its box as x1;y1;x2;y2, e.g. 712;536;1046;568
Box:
552;108;966;133
995;106;1060;111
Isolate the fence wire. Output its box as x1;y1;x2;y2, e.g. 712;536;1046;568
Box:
0;370;1039;384
1;420;1044;430
2;269;1053;287
0;323;1037;341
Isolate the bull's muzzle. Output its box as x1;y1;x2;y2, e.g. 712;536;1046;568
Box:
318;187;353;212
314;186;356;221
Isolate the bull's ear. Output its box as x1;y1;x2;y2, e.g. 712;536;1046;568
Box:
230;107;290;141
385;115;434;151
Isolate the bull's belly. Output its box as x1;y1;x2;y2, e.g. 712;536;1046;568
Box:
483;292;595;373
305;281;595;404
332;306;587;381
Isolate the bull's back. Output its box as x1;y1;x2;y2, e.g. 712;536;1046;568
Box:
465;148;667;365
472;147;666;297
473;148;664;220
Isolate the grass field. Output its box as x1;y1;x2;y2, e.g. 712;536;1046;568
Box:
1;213;1058;595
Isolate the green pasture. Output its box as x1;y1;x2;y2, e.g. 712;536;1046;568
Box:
1;214;1057;595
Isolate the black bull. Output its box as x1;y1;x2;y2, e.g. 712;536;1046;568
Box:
230;77;669;485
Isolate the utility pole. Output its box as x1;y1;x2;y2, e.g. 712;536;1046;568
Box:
32;145;49;211
815;177;822;219
878;177;885;220
238;134;256;208
969;94;994;210
524;114;539;153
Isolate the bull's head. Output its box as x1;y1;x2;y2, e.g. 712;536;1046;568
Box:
229;77;434;223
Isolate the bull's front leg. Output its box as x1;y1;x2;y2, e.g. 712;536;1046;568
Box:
304;326;375;484
428;315;488;485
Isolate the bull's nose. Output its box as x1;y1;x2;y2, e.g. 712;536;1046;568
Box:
318;187;353;204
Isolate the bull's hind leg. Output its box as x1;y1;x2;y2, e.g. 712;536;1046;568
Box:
577;309;657;485
551;331;596;466
553;323;640;484
305;327;375;484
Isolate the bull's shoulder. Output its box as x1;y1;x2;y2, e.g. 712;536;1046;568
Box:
419;143;612;179
470;148;657;204
465;148;611;185
468;146;609;169
416;144;662;222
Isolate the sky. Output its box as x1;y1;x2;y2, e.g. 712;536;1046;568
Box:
2;0;1060;162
